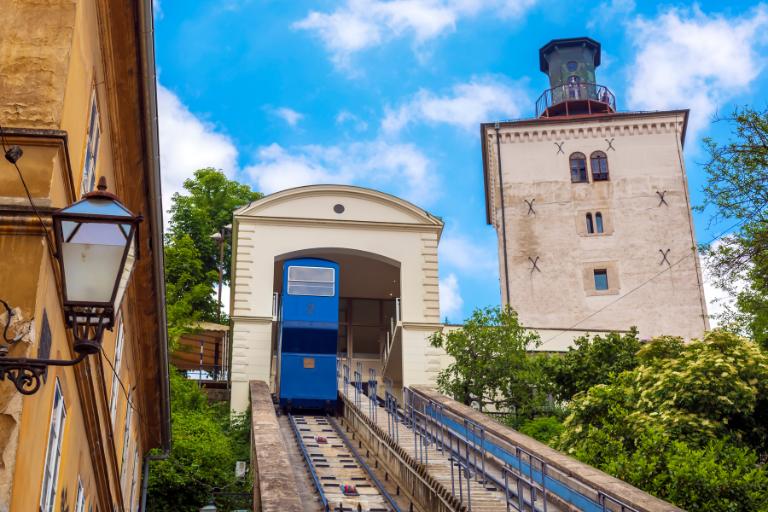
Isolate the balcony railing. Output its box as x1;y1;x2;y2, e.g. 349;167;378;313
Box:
535;83;615;117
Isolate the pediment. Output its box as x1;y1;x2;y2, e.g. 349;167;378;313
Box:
236;185;442;226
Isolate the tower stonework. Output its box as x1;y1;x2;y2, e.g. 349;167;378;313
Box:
481;38;708;349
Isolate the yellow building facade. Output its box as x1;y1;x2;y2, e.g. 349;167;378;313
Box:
0;1;169;511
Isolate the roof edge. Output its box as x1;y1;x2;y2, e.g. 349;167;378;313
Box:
138;0;171;451
235;184;444;227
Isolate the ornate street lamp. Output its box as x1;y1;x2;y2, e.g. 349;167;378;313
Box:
0;174;141;394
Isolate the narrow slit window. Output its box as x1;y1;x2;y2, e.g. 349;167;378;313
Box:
40;380;66;512
594;269;609;290
109;320;124;424
287;266;335;296
586;213;594;234
590;151;609;181
595;212;604;233
75;478;85;512
570;153;588;183
81;91;101;196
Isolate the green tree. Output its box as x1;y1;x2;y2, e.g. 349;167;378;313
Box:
147;371;251;511
167;168;261;283
164;234;219;346
429;306;542;412
556;330;768;510
701;107;768;350
164;168;261;341
546;329;641;401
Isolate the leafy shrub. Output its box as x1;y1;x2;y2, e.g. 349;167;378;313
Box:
546;329;641;401
518;416;564;445
557;330;768;511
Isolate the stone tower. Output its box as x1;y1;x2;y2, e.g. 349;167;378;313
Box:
481;37;708;349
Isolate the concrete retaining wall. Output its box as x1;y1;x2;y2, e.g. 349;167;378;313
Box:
249;381;303;512
412;386;684;512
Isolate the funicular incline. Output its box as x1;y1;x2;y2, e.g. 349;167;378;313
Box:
249;372;683;512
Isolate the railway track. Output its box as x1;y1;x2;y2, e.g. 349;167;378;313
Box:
288;414;401;512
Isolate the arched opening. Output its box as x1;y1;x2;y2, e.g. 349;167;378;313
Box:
590;151;609;181
595;212;604;233
570;152;588;183
586;213;594;234
272;248;402;388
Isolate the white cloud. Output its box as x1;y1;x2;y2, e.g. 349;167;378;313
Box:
587;0;635;29
273;107;304;127
382;77;529;134
294;0;538;67
244;139;435;204
336;110;369;131
626;6;768;139
700;241;747;328
157;84;239;224
440;273;463;321
439;231;496;273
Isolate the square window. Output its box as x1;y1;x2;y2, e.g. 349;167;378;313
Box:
594;269;609;290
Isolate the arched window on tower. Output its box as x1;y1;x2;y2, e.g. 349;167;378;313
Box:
570;152;588;183
586;213;594;234
595;212;604;233
591;151;609;181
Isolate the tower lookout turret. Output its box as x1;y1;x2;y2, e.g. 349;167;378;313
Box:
536;37;615;117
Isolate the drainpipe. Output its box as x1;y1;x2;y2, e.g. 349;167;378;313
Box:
139;451;170;512
494;123;511;305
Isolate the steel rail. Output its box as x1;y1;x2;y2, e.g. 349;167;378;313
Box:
288;413;330;511
328;416;402;512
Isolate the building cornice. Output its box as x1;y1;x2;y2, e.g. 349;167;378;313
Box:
234;215;444;234
231;315;274;324
401;321;444;330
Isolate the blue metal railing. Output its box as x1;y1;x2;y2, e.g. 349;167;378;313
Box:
406;388;641;512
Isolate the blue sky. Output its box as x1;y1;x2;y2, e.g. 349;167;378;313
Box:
154;0;768;323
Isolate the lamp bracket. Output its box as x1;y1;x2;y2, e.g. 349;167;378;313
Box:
0;353;86;395
0;299;102;394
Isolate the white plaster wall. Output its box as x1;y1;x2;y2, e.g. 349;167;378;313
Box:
230;319;272;412
401;325;447;388
229;186;444;412
485;112;708;342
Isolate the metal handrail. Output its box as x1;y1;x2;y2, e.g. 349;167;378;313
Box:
406;387;641;512
272;292;279;321
535;83;615;117
381;315;402;372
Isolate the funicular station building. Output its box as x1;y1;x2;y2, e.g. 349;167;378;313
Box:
229;185;448;412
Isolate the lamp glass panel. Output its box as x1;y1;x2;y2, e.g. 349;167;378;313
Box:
112;236;136;311
60;222;129;303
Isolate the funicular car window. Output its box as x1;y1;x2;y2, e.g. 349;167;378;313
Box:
287;266;335;296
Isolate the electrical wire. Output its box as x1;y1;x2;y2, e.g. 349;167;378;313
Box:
0;124;54;245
